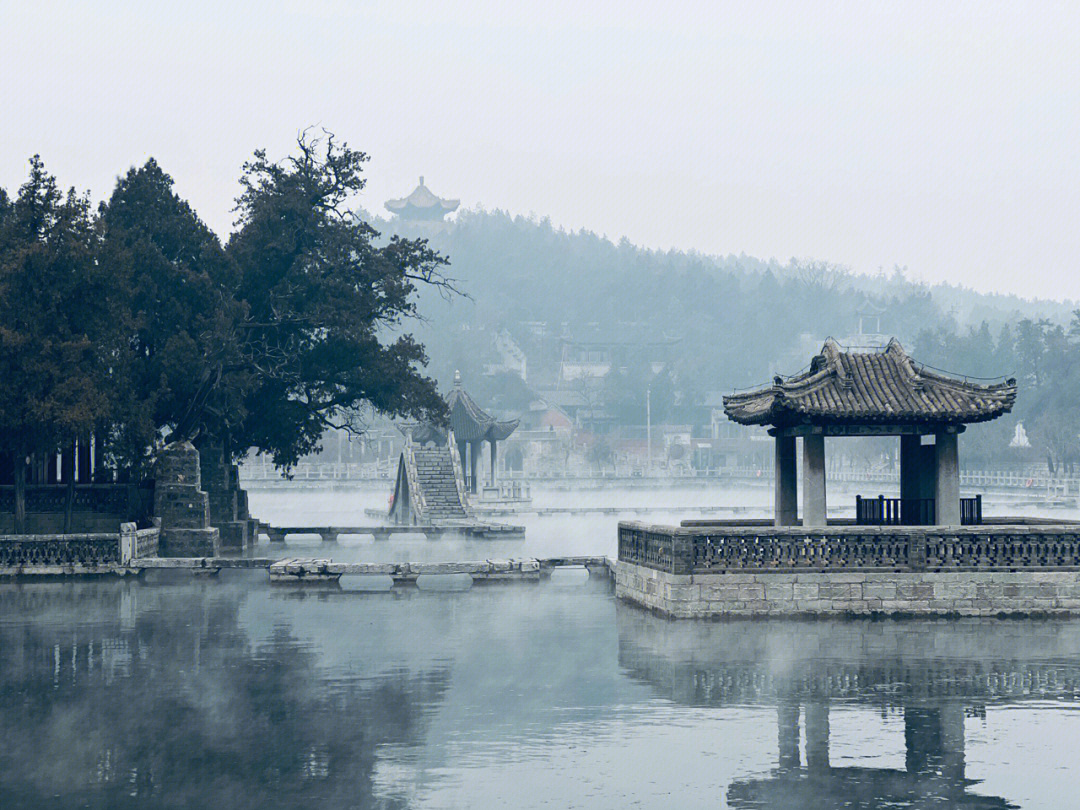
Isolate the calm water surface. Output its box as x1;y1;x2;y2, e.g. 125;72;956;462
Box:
4;486;1080;808
3;573;1080;809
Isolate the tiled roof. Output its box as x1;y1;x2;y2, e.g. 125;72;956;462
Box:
723;339;1017;428
446;372;519;442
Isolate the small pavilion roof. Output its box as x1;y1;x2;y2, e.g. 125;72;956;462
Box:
446;371;519;443
384;176;459;220
723;339;1017;429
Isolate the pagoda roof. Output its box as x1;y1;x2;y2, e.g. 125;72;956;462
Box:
723;339;1017;430
446;372;519;442
384;176;459;220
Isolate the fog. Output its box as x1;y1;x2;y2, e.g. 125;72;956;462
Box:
243;483;1080;564
3;1;1079;298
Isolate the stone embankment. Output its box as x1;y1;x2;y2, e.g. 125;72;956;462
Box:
617;518;1080;618
616;564;1080;618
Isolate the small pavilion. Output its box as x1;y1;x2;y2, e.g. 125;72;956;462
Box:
384;177;460;223
446;372;519;494
723;339;1017;528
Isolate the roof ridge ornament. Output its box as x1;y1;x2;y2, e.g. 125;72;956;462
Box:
888;339;926;389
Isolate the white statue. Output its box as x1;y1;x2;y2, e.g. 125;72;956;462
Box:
1009;422;1031;448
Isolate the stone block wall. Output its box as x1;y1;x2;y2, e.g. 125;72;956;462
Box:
153;441;220;557
195;441;253;552
616;560;1080;618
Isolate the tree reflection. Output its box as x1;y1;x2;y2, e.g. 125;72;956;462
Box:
0;578;449;809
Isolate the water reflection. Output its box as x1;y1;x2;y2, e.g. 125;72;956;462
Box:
0;577;450;809
2;576;1079;808
617;608;1080;808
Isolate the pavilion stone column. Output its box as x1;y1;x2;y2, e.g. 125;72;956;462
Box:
490;440;498;486
900;434;937;524
802;434;827;528
774;435;798;527
935;431;961;526
469;441;480;494
899;434;921;502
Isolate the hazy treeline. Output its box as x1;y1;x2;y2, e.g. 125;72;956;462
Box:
375;209;1078;467
914;317;1080;470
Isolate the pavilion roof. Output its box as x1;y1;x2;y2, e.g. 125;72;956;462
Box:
723;338;1016;429
446;372;519;442
384;177;459;219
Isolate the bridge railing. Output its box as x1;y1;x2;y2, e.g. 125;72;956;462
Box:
0;523;160;568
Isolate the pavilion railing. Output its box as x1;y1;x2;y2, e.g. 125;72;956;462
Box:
854;496;982;526
618;519;1080;574
960;495;983;526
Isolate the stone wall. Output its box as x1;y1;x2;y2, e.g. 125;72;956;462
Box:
153;441;220;557
197;441;255;551
616;560;1080;618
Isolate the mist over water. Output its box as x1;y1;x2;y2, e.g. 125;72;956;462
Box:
246;483;776;561
244;483;1080;562
3;570;1080;808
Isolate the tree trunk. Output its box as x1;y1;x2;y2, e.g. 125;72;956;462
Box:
13;453;26;534
63;439;76;534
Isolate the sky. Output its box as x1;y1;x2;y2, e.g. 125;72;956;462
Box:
2;0;1079;300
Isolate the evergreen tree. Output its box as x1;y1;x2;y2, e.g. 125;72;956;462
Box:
0;157;124;529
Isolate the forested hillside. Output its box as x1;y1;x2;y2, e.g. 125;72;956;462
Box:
375;208;1074;383
368;208;1078;468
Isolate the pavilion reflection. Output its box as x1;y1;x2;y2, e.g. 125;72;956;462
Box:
616;603;1080;809
725;701;1013;809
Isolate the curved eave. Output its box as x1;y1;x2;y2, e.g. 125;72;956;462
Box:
384;199;459;216
487;420;520;442
724;398;1017;428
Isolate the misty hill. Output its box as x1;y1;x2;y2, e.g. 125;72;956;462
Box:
369;208;1076;394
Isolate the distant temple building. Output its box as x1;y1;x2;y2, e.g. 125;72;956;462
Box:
384;177;459;228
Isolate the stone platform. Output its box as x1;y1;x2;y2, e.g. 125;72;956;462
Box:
617;518;1080;618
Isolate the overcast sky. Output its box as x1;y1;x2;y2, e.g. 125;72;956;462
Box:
3;1;1078;300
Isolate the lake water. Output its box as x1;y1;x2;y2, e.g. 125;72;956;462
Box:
3;484;1080;808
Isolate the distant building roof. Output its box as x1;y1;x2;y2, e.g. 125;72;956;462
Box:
723;338;1017;429
446;371;519;442
384;176;459;220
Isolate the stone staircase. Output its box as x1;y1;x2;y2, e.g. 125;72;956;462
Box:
412;445;470;521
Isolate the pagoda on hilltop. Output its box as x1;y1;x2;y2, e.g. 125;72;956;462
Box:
384;176;459;226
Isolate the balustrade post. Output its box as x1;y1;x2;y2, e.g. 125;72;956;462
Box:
671;531;694;575
908;531;927;571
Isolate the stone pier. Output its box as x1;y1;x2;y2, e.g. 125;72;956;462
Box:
153;441;220;557
197;440;256;551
